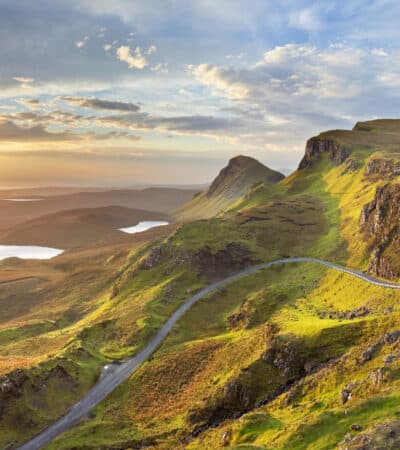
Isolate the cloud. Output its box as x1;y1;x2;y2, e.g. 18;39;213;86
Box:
185;42;400;153
0;110;141;143
371;48;388;57
104;44;112;51
95;111;246;140
147;45;157;55
151;63;168;73
288;7;323;31
0;119;78;142
59;96;140;112
16;98;41;109
116;46;148;69
12;77;35;89
190;43;394;102
75;36;89;48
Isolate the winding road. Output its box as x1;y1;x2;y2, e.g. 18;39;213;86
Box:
18;257;400;450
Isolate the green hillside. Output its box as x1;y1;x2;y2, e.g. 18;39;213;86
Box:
2;120;400;449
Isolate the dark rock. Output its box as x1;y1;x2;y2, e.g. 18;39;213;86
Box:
360;184;400;279
364;158;400;178
223;379;251;409
140;244;173;270
328;307;370;321
341;381;358;404
384;354;396;364
192;243;256;279
344;159;360;173
368;367;387;387
0;369;28;419
298;138;351;169
263;338;303;378
338;419;400;449
382;330;400;344
360;343;379;364
351;424;362;432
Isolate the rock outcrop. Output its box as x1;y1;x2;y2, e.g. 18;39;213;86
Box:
360;184;400;279
298;138;351;169
364;158;400;178
337;420;400;449
0;370;28;419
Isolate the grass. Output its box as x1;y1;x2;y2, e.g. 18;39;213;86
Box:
4;119;400;449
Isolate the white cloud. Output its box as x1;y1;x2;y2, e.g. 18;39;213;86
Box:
191;44;381;101
188;64;249;99
12;77;35;89
104;44;112;52
371;48;388;57
147;45;157;55
116;45;148;69
150;63;168;73
288;7;323;31
75;36;89;48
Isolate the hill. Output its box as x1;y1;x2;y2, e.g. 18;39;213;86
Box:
0;206;169;249
175;155;284;221
0;187;198;227
3;120;400;449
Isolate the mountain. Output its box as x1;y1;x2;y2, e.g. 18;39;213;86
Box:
0;206;169;249
3;121;400;449
175;155;284;221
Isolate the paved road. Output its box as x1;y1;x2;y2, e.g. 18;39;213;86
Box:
18;257;400;449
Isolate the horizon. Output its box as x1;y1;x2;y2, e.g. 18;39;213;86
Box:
2;1;400;185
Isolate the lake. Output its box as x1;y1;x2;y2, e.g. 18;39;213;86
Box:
2;198;43;202
119;220;169;234
0;245;64;261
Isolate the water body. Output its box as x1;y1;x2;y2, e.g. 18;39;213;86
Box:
2;198;43;202
0;245;64;261
119;220;169;234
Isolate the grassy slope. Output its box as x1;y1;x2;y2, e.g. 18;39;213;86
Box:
3;120;400;449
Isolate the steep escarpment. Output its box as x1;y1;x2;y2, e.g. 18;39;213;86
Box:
360;184;400;279
298;137;351;169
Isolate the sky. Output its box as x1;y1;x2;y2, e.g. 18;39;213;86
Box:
1;0;400;186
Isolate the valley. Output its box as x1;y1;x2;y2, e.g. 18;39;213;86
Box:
2;120;400;449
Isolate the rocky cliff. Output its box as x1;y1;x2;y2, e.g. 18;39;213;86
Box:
364;158;400;178
360;183;400;279
298;137;351;169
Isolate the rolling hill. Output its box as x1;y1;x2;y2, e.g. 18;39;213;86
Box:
0;187;198;227
0;206;169;249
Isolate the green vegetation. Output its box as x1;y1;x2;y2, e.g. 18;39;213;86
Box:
2;119;400;449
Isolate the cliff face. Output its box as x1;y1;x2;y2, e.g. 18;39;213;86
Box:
364;158;400;178
360;184;400;279
298;138;351;169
